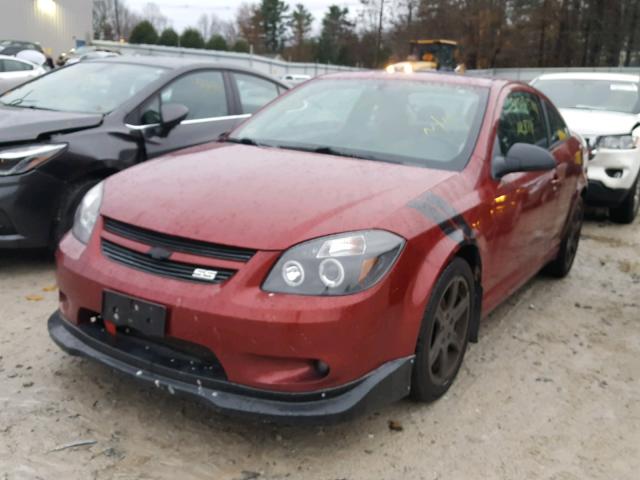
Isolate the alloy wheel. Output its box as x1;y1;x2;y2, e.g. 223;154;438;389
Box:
428;276;471;385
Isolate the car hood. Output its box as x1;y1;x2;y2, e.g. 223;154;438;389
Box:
0;105;103;144
102;143;455;251
559;108;640;137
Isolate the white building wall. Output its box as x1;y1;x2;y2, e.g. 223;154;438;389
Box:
0;0;93;57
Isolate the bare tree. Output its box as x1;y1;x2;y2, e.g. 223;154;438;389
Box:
142;2;169;33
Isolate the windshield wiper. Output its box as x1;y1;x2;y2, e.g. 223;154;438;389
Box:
225;137;267;146
277;144;405;164
5;89;33;106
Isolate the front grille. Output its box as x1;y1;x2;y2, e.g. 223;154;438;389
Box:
102;240;236;284
103;217;256;262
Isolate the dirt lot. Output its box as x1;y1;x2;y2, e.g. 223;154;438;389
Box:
1;214;638;480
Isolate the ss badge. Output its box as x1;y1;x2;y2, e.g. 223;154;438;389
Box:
192;268;218;281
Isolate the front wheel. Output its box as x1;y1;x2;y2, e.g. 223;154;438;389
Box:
610;174;640;224
411;258;474;402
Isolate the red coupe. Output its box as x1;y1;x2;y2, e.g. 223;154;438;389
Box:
49;72;586;422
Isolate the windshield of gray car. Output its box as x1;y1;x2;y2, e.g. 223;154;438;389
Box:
0;62;167;114
230;78;489;171
533;78;640;114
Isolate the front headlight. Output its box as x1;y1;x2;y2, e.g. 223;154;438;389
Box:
263;230;405;296
72;182;103;244
0;144;66;176
597;135;637;150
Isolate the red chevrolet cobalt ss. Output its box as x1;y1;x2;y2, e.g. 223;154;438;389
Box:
49;72;586;422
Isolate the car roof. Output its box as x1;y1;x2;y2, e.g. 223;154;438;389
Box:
534;72;640;83
0;54;33;63
89;56;288;86
94;55;255;72
320;70;503;89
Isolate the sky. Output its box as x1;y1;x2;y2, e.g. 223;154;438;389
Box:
126;0;364;33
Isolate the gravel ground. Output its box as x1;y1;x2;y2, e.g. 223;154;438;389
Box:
1;214;639;480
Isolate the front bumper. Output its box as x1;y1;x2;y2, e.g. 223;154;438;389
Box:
585;180;630;207
56;228;421;394
587;148;640;188
48;311;414;423
0;169;64;248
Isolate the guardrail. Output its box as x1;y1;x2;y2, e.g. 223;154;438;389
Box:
91;40;363;79
467;67;640;82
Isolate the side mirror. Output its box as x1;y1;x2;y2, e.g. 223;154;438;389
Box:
159;103;189;137
493;143;557;179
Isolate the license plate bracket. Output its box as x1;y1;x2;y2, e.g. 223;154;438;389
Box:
102;290;166;337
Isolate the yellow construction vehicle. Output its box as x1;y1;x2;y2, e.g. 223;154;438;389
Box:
386;39;465;74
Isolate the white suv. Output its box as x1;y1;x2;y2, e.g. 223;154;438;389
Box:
532;73;640;223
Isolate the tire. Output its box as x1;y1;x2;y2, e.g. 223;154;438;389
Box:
544;197;584;278
610;174;640;224
411;257;474;402
51;180;100;249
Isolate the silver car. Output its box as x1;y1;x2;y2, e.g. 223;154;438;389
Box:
0;54;46;94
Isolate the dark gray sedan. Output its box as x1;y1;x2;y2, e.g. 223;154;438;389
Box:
0;56;288;248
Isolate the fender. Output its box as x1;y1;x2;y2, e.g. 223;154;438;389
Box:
406;192;484;344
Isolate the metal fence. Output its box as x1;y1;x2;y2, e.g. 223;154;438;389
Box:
90;42;640;82
467;67;640;82
91;40;363;79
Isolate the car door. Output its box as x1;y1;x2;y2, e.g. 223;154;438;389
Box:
231;72;284;115
483;90;557;296
128;69;247;159
543;99;578;242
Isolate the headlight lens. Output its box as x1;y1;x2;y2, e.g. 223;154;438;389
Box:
263;230;405;296
0;144;66;176
597;134;636;150
72;182;104;244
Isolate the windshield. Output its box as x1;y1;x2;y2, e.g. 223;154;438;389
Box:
533;78;640;114
231;79;488;171
409;43;458;70
0;62;167;114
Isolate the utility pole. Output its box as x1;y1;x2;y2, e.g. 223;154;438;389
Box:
374;0;385;67
114;0;121;41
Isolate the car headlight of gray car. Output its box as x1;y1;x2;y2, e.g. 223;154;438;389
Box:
72;182;104;244
0;144;67;176
263;230;405;296
597;134;638;150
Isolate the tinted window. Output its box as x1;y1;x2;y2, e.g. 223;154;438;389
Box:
0;62;166;113
160;70;228;120
498;92;548;155
545;101;570;145
232;79;488;170
234;73;279;114
1;59;33;72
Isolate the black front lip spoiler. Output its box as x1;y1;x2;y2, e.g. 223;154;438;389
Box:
48;311;414;424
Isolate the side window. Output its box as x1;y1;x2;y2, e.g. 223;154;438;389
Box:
234;73;279;114
3;60;33;72
134;70;228;125
545;101;570;145
497;92;548;155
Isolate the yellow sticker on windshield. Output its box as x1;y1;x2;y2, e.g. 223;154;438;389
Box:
423;114;452;136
